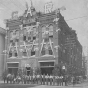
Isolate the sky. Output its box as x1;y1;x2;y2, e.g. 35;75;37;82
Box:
0;0;88;55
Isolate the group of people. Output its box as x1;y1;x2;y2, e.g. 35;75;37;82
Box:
3;73;68;86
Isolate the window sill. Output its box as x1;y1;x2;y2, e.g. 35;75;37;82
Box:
41;54;54;57
8;56;18;59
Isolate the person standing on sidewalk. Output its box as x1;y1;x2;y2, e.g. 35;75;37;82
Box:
45;74;49;85
50;74;52;85
61;75;63;86
52;75;55;86
64;75;67;86
40;74;42;85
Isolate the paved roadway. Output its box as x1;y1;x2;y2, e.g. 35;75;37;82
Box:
0;81;88;88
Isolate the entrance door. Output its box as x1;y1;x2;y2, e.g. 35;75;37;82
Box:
41;67;54;75
8;68;18;77
7;63;19;77
40;61;54;75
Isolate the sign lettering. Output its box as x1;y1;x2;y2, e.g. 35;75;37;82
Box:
44;2;53;13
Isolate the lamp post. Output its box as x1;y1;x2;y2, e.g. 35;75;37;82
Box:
3;50;8;71
62;65;66;76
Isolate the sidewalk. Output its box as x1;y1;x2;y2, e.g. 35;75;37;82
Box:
0;80;4;83
29;85;66;88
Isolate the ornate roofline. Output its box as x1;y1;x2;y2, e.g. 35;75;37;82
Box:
0;27;6;35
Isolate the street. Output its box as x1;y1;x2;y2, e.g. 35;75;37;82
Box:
0;81;88;88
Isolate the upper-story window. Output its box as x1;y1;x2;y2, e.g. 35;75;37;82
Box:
41;44;46;55
42;26;46;38
33;27;37;36
9;50;12;57
14;49;18;57
48;25;53;38
41;43;53;56
22;49;27;57
31;45;36;56
15;30;19;37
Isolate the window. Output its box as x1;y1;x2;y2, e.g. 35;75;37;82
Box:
41;44;46;55
33;27;37;36
22;49;27;56
15;30;19;37
9;51;12;57
41;43;53;56
31;45;36;56
48;46;53;55
10;40;13;43
15;52;18;57
23;35;26;41
42;26;46;38
14;50;18;57
33;36;36;40
49;25;53;38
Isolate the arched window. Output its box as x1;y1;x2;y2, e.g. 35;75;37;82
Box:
42;26;46;38
48;24;53;38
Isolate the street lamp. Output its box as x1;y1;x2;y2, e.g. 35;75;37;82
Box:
62;65;66;76
3;50;8;71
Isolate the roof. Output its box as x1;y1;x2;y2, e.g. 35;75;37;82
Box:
0;27;6;35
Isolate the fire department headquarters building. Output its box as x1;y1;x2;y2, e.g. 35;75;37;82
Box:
5;6;82;75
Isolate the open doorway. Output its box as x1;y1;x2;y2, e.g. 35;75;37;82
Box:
40;61;54;75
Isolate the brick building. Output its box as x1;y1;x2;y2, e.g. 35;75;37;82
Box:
5;4;82;76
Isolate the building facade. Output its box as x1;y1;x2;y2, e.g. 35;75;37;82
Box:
0;27;6;79
5;4;82;76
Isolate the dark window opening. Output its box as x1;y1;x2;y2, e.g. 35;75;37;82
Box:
33;36;36;40
49;35;53;38
40;62;54;66
15;52;18;57
31;51;35;56
9;52;12;57
23;36;26;41
49;50;53;55
41;50;45;55
10;40;13;43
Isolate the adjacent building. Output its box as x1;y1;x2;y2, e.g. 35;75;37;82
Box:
5;3;82;76
0;27;6;79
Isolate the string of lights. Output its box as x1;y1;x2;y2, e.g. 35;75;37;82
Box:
66;15;88;21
